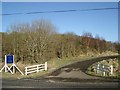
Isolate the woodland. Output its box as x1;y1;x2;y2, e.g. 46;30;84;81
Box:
2;19;119;64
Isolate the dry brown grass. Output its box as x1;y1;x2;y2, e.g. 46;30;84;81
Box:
1;51;118;79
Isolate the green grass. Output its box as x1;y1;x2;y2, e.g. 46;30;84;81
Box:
48;56;91;69
2;71;48;79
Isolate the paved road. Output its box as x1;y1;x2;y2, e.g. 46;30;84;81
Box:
1;79;119;89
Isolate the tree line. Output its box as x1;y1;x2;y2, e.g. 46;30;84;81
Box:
2;19;119;64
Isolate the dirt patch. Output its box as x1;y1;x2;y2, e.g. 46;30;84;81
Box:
57;70;99;79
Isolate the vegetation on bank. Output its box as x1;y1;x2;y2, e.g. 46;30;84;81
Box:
1;19;119;64
86;58;119;78
1;54;116;79
1;55;93;79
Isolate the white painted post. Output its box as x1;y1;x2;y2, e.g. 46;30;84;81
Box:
25;67;27;75
110;65;113;75
96;64;99;74
13;66;15;74
5;55;7;72
12;55;15;74
13;55;15;63
45;62;47;71
102;64;105;76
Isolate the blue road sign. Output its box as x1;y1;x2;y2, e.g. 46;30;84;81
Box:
6;54;13;64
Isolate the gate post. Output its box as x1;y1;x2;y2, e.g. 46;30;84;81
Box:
45;62;47;71
96;64;99;74
110;65;113;75
102;64;105;76
25;67;27;75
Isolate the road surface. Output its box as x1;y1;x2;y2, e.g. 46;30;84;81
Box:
2;78;119;89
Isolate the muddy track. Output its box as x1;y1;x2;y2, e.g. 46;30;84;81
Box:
49;55;119;76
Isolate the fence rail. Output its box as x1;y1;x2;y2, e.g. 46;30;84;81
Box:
25;62;47;75
95;64;113;76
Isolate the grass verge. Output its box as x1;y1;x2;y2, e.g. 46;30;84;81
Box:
1;53;118;79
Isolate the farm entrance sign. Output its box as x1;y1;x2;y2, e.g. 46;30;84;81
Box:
6;54;14;64
0;54;24;75
0;54;48;75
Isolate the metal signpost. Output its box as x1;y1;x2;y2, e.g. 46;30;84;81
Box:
0;54;24;75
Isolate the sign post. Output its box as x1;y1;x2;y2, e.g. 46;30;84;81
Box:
0;54;24;75
0;55;13;74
